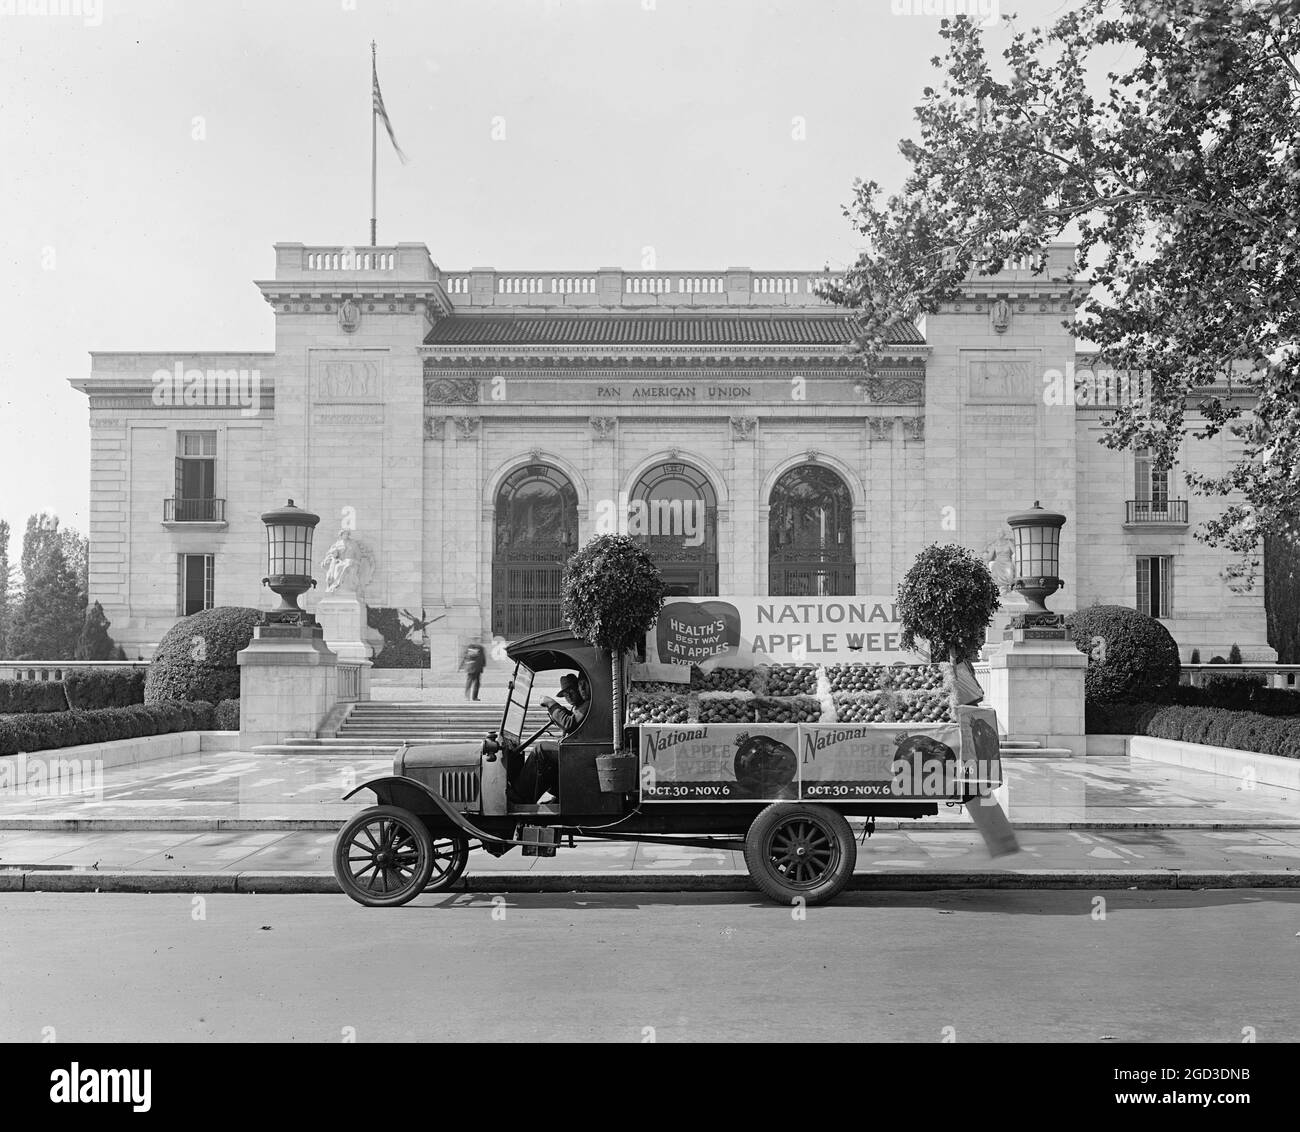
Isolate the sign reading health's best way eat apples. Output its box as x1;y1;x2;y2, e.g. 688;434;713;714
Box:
639;595;930;674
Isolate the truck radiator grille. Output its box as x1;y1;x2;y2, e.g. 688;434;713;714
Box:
439;770;480;805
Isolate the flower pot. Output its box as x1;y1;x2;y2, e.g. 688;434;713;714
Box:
595;752;638;793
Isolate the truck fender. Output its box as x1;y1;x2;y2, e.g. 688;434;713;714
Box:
343;776;509;847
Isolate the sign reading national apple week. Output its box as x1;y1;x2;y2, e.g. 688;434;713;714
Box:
642;712;1003;800
643;595;928;671
638;708;1002;803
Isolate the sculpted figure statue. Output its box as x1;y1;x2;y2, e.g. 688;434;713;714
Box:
321;529;377;600
983;527;1017;595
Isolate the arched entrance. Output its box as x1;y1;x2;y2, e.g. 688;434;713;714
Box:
768;464;855;595
491;463;579;637
628;460;719;596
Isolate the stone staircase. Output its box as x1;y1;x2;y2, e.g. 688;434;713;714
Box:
998;738;1076;759
251;701;501;758
250;702;1076;760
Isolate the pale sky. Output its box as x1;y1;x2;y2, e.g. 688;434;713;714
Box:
0;0;1046;563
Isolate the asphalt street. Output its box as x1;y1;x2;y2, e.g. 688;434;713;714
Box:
2;889;1297;1043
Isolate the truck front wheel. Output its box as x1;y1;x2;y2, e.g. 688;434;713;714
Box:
744;803;856;906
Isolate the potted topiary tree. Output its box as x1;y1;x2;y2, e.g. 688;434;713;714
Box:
896;544;1002;666
560;533;667;790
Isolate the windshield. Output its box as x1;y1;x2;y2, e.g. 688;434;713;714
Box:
501;662;535;743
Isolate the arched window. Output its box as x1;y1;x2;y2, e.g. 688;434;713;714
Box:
628;460;719;596
491;464;579;638
768;465;855;595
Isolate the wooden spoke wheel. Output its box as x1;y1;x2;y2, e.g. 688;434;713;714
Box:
425;833;470;892
334;806;435;908
744;803;856;906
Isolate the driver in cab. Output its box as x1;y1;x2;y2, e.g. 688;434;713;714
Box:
512;673;590;804
540;673;590;735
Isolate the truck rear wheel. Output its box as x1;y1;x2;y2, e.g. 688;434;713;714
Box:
744;803;856;906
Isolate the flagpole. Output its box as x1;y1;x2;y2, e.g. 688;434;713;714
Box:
370;41;378;248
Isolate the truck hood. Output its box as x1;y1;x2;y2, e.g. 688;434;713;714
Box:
395;741;483;775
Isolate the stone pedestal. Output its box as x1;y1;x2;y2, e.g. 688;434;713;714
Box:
316;593;376;699
238;621;339;750
986;628;1087;757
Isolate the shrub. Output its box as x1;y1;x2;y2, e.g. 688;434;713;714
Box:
0;700;213;755
1189;648;1201;663
1086;701;1300;760
75;601;117;661
144;607;261;704
1209;655;1227;664
371;639;430;669
214;698;241;730
64;667;146;710
1159;680;1300;716
1228;642;1243;664
896;543;1001;664
1065;605;1181;703
0;679;68;714
562;533;668;749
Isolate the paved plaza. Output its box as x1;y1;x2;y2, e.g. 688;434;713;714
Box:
0;751;1295;890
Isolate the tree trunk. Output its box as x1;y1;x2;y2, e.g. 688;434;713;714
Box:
610;648;624;751
1265;531;1300;663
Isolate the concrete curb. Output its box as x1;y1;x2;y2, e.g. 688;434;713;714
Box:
3;868;1298;894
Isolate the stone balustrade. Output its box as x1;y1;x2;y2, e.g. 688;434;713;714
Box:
0;660;150;682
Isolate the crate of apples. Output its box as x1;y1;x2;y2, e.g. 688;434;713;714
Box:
826;663;891;693
892;690;952;723
690;666;754;692
888;665;947;692
699;695;755;724
753;695;824;723
765;665;818;696
832;692;894;723
627;693;689;724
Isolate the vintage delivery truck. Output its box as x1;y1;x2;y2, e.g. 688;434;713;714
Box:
334;627;1006;908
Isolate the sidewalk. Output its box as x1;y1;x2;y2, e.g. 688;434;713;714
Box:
1;825;1298;893
0;741;1297;891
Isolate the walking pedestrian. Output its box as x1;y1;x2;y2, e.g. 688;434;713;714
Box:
459;641;486;701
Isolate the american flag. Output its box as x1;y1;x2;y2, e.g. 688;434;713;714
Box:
372;57;408;165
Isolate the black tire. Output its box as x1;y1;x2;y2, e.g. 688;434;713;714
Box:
334;805;435;907
425;833;471;892
744;803;856;906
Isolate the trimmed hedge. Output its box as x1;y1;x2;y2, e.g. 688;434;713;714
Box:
1157;679;1300;716
214;698;241;730
145;607;260;704
0;680;69;714
1087;700;1300;760
1066;605;1180;702
0;701;215;756
65;668;146;710
0;669;150;715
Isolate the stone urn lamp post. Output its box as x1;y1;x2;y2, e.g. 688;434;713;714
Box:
260;499;321;624
1006;501;1068;631
986;501;1086;757
238;499;339;751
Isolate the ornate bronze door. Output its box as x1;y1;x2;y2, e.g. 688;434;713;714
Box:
768;464;856;596
491;465;578;638
628;461;719;596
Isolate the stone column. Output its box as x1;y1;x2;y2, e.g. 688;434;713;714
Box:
238;621;339;749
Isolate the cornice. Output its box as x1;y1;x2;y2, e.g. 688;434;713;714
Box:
256;282;452;316
420;346;928;370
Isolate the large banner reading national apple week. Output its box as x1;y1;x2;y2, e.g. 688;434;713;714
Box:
638;595;929;677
